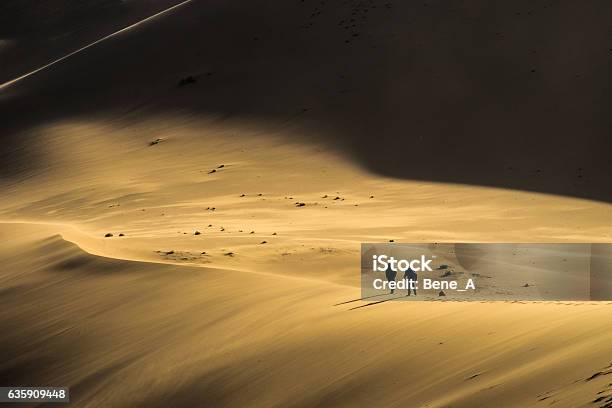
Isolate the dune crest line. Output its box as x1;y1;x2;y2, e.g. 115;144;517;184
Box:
0;0;194;91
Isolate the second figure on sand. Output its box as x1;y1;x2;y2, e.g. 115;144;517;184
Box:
404;268;417;296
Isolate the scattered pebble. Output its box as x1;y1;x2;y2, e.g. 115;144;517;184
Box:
104;233;113;237
178;76;197;86
194;231;201;235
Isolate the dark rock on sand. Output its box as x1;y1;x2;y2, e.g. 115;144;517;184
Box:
177;75;197;86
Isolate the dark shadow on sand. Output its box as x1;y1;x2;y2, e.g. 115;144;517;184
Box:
333;293;388;306
348;295;407;310
2;0;612;201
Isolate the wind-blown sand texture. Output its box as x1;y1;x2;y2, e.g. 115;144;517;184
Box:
1;1;612;407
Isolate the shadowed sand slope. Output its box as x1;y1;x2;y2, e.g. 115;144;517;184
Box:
1;0;612;200
0;0;185;83
1;223;612;408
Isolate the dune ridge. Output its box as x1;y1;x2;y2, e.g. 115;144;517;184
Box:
1;1;612;406
0;116;611;407
1;222;612;408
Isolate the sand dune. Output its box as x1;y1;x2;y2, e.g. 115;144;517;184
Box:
2;0;612;200
0;0;184;84
2;1;612;407
0;117;611;407
2;118;611;284
1;222;611;408
0;0;194;91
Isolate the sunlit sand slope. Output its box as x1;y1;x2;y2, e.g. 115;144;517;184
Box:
1;223;611;407
2;119;612;287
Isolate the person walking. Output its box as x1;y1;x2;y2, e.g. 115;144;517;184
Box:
385;264;397;294
404;267;417;296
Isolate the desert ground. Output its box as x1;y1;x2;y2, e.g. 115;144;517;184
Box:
1;1;612;407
